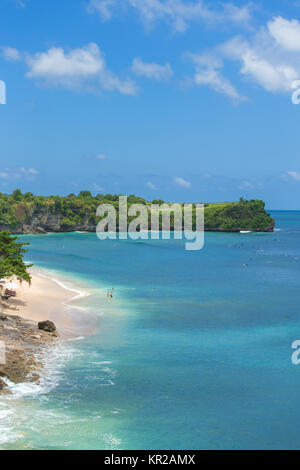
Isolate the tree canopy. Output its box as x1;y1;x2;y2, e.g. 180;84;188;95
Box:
0;231;32;282
0;189;274;232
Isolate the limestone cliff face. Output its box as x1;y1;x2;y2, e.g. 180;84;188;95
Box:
205;219;275;233
0;206;97;234
0;199;275;234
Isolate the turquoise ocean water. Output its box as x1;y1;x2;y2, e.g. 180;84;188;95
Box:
1;210;300;450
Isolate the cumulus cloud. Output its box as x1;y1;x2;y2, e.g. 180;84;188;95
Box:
87;0;253;33
268;16;300;52
186;16;300;99
25;43;137;95
2;43;137;96
0;167;39;181
26;43;103;81
146;181;158;190
221;31;299;93
1;46;21;61
132;58;173;81
173;176;191;188
285;171;300;181
186;53;247;102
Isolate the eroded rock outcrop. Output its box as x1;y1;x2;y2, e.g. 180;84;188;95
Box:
38;320;57;334
0;313;58;391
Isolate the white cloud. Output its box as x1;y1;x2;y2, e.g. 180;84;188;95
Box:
26;43;103;81
186;53;247;102
186;16;300;99
12;0;26;7
240;51;297;92
238;180;254;190
132;58;173;81
221;32;298;93
21;43;137;95
173;176;191;188
87;0;253;33
19;167;39;176
147;181;157;190
286;171;300;181
98;69;137;95
225;23;300;93
2;46;21;61
85;153;108;160
91;183;104;191
268;16;300;52
87;0;116;20
0;167;39;181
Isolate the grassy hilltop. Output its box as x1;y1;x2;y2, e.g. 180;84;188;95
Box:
0;190;274;233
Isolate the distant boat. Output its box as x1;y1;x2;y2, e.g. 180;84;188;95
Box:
240;231;252;234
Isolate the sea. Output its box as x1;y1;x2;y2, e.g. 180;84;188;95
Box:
1;210;300;450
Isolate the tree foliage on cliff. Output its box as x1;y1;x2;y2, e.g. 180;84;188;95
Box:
0;231;31;281
204;199;273;231
0;190;274;232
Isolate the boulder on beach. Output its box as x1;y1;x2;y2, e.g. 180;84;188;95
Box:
38;320;57;333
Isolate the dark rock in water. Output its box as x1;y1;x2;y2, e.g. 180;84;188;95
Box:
38;320;57;333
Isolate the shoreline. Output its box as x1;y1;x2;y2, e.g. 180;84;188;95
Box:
3;270;95;339
10;225;275;235
0;270;97;391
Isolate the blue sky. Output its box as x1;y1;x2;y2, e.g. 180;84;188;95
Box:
1;0;300;208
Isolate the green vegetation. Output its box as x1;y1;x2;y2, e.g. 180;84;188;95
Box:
0;231;32;282
0;190;274;233
203;199;273;231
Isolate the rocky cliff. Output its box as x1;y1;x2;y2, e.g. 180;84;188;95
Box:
0;206;96;234
0;192;275;234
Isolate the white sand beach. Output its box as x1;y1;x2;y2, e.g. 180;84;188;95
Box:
1;272;96;339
